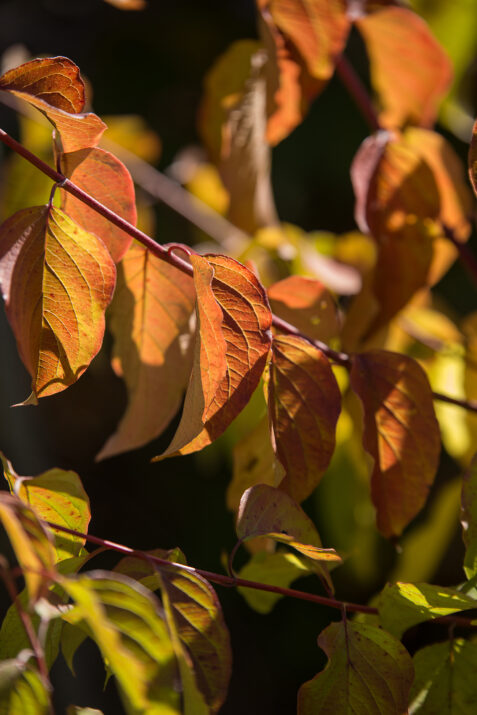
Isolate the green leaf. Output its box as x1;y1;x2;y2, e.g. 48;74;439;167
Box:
378;582;477;638
462;454;477;577
237;550;312;614
409;639;477;714
59;571;180;715
0;666;50;715
297;621;413;714
1;453;90;562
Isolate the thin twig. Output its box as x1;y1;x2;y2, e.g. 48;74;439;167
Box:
335;55;381;133
444;225;477;288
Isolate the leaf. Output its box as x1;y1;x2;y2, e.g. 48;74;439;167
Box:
59;571;180;714
97;243;195;459
269;334;341;502
236;484;341;563
0;650;34;695
297;620;414;715
60;148;136;262
1;453;90;562
0;57;106;153
0;666;50;714
469;117;477;199
350;350;441;537
268;276;340;343
0;493;56;602
237;550;312;614
104;0;146;9
355;7;452;129
157;254;272;459
378;582;477;639
0;206;116;400
409;639;477;714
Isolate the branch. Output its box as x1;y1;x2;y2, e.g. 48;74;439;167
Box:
335;55;381;133
443;224;477;288
2;127;477;411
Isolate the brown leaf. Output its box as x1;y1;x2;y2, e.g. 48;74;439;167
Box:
157;254;272;459
350;350;441;537
355;7;452;129
97;244;195;460
0;206;116;400
269;334;341;502
60;147;136;262
468;117;477;199
268;275;340;343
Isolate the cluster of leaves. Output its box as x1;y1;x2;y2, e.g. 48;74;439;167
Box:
1;0;477;712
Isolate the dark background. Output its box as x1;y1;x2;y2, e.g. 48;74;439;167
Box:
0;0;475;712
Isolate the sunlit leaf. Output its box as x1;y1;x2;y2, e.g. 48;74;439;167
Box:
1;453;90;562
0;665;50;714
378;582;477;639
409;639;477;714
297;620;414;714
98;243;195;459
59;571;180;714
0;206;116;400
350;350;441;537
269;335;341;502
355;7;452;129
60;147;136;262
157;254;272;459
104;0;146;9
268;276;340;343
0;493;56;602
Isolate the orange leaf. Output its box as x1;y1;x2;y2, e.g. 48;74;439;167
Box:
269;334;341;502
355;7;452;129
468;117;477;199
0;206;116;400
157;254;272;459
268;275;340;343
60;147;136;262
97;244;195;460
350;350;441;538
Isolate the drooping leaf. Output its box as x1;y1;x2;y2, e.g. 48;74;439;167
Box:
60;148;136;262
0;665;50;715
297;620;414;714
0;57;106;153
236;484;340;563
59;571;180;714
157;254;272;459
378;582;477;639
0;493;56;602
355;7;452;129
98;243;195;459
409;639;477;714
268;276;340;343
269;334;341;502
0;206;116;400
350;350;441;537
1;453;90;562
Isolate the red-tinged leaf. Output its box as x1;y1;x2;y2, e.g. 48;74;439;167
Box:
0;56;85;113
268;275;340;343
468;117;477;199
350;350;441;537
263;0;350;81
60;148;136;262
0;493;56;602
156;254;272;459
97;244;195;460
104;0;146;9
355;7;452;129
269;335;341;502
297;621;414;715
0;206;116;400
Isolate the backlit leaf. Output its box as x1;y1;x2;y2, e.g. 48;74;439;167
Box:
60;147;136;262
350;350;441;537
98;243;195;459
268;276;340;343
409;639;477;714
157;254;272;459
1;453;90;562
0;665;49;714
236;484;340;563
378;582;477;639
0;493;56;602
269;335;341;502
297;620;414;715
355;7;452;129
60;571;180;714
0;206;116;400
104;0;146;9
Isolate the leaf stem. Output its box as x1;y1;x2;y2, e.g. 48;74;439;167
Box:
335;55;381;133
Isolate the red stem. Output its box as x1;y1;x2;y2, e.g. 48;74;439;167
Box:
335;55;381;133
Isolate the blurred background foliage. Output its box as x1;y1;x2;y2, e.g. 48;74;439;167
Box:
0;0;477;712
